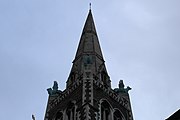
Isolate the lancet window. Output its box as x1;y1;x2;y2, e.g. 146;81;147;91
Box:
66;102;76;120
114;109;122;120
100;100;112;120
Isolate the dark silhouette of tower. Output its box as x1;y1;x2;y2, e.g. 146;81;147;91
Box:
44;9;134;120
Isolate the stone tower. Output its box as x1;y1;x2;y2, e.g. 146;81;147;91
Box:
44;9;134;120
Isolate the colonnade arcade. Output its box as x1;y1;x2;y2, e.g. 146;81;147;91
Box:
54;100;125;120
54;102;76;120
100;100;125;120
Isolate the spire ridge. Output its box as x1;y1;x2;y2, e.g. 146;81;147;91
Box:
74;10;103;60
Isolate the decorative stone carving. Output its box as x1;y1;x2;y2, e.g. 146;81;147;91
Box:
114;80;132;94
47;81;62;96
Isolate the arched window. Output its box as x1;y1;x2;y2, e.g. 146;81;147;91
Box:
100;100;112;120
66;102;76;120
113;109;126;120
55;111;63;120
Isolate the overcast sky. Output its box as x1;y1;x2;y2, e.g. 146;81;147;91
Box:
0;0;180;120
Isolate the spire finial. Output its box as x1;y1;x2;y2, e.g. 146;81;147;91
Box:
89;3;91;11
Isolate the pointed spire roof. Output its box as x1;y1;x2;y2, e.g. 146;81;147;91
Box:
74;10;104;62
66;10;110;88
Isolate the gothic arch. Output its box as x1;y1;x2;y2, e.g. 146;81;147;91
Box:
99;99;113;120
65;101;76;120
113;108;126;120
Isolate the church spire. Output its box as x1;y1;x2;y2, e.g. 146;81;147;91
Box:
74;9;103;60
66;10;110;88
44;9;134;120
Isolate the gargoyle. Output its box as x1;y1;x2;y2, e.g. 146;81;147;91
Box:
47;81;62;96
114;80;132;94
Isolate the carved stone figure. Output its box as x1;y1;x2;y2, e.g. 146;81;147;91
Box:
47;81;62;96
114;80;132;94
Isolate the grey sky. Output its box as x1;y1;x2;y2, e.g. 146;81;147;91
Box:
0;0;180;120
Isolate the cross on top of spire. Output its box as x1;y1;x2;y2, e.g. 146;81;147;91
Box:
89;3;91;10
